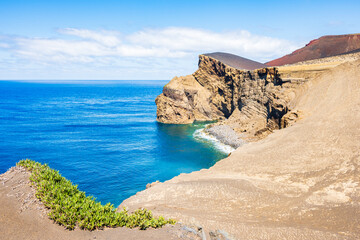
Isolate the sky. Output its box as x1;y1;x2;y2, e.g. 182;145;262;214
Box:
0;0;359;80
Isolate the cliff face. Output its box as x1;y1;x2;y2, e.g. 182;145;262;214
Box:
156;54;300;140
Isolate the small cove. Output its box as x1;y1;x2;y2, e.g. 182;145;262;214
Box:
0;80;228;206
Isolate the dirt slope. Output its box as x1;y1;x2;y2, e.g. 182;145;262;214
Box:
121;59;360;239
267;34;360;66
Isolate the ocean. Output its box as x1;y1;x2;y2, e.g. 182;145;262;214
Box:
0;80;228;206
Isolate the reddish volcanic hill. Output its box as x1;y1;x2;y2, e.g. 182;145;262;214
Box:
204;52;266;70
266;34;360;66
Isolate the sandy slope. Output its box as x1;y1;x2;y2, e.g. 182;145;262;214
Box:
0;167;185;240
121;60;360;239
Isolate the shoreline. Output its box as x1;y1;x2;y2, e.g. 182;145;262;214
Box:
193;123;244;154
204;124;245;149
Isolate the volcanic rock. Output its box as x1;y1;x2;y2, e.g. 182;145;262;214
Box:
266;33;360;66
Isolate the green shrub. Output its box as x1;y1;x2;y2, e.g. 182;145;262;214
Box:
17;159;175;230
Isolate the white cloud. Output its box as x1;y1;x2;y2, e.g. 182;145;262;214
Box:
127;27;297;59
59;28;122;47
9;27;300;62
0;42;10;48
0;27;302;79
16;38;110;58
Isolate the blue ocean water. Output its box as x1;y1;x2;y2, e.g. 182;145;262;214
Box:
0;80;227;206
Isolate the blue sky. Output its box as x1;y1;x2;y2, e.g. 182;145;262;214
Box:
0;0;359;80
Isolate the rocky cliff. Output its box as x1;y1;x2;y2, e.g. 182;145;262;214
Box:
156;54;301;141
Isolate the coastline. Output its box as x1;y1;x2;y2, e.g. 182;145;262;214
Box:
1;47;360;240
193;124;245;154
120;59;360;239
2;0;360;238
0;80;228;206
204;124;245;149
2;58;360;239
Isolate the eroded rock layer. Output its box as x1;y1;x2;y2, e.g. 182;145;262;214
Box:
156;54;300;140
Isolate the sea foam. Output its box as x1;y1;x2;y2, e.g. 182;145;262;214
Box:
193;127;235;154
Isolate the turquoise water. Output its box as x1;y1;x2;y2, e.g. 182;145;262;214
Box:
0;80;227;206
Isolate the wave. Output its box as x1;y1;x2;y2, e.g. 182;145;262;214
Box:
193;127;235;154
47;97;145;106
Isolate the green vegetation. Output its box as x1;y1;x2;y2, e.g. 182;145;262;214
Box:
17;159;175;230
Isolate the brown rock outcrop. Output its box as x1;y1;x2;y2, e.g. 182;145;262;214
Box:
156;54;301;140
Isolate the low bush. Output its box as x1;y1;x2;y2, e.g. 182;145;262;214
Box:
17;159;175;230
